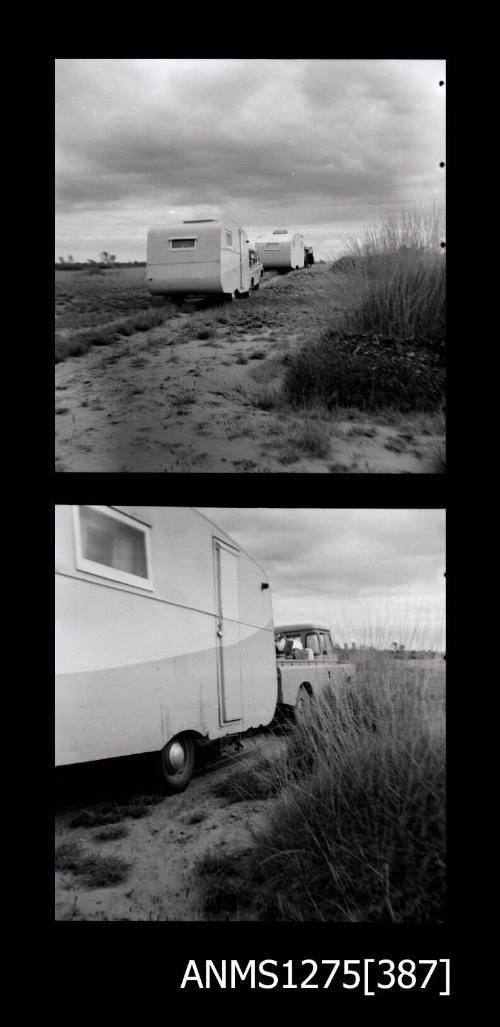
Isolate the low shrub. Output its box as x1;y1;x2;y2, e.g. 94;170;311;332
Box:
284;331;445;412
196;661;446;923
69;794;162;828
251;669;445;922
55;840;130;887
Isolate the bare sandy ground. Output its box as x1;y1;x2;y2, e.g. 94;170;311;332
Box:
55;732;285;922
55;275;443;473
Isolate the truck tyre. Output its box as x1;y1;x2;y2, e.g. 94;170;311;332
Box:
158;735;195;794
295;684;313;720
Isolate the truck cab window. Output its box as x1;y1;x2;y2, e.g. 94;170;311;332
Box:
305;633;320;654
322;633;335;655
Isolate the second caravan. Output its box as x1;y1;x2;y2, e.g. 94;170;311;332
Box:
255;229;305;271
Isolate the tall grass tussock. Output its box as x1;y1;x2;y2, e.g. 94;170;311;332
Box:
199;653;445;922
285;206;445;412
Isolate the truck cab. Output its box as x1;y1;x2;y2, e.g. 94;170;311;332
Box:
274;623;355;711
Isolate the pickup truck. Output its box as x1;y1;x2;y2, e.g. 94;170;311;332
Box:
275;623;356;714
249;248;264;290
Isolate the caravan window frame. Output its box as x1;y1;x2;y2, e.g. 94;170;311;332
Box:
169;238;197;250
72;505;154;591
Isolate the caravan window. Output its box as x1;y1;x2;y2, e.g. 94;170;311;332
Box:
265;243;280;250
73;506;153;589
170;238;196;249
225;231;233;247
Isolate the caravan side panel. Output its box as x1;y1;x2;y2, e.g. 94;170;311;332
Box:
55;506;276;766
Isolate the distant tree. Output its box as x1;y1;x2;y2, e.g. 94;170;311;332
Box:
67;255;74;263
58;256;65;264
99;251;117;266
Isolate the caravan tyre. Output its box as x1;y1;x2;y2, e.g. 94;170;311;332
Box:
159;735;195;794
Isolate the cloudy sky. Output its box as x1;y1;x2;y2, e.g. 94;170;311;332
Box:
198;508;446;650
55;58;445;263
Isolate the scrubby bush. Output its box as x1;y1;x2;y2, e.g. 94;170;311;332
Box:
284;331;445;412
252;666;446;922
287;206;446;411
198;657;445;923
55;840;130;887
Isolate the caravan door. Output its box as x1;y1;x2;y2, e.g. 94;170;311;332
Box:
213;539;242;723
239;229;246;292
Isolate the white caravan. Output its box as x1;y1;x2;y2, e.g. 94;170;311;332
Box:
146;219;257;300
55;506;277;792
254;229;305;271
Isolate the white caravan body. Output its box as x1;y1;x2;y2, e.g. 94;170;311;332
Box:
146;219;251;297
55;506;277;767
254;230;305;270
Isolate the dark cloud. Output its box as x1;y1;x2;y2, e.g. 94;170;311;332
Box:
55;58;445;260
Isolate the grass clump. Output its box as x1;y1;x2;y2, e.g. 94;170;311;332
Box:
197;657;445;922
334;207;446;341
212;755;283;804
279;418;332;461
69;794;162;828
197;846;259;916
55;309;166;363
93;824;130;842
249;386;281;411
55;840;130;887
253;665;445;921
285;206;445;413
284;331;444;412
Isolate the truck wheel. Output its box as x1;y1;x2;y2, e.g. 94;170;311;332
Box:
295;684;313;720
158;735;195;794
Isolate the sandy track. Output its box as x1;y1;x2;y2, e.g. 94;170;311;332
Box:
55;267;444;473
55;318;441;475
55;732;285;921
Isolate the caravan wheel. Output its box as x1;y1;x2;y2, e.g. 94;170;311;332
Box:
158;735;195;794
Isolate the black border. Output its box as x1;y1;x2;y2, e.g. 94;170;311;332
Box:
52;49;454;1008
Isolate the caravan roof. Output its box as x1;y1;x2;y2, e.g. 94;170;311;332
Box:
257;230;301;244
